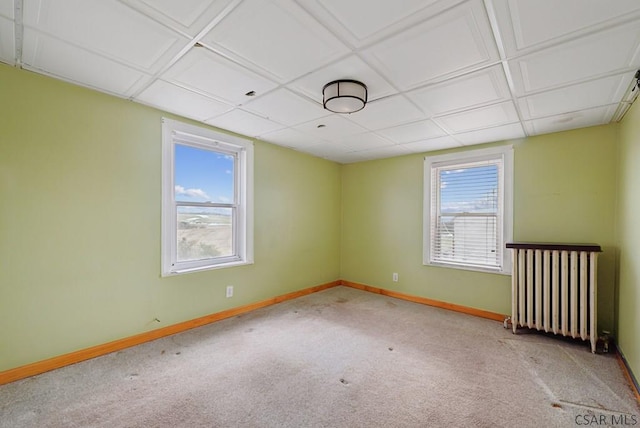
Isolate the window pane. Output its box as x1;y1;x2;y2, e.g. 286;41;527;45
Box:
440;164;498;215
174;144;235;203
162;118;254;276
424;146;512;274
436;215;498;265
433;162;500;268
177;207;233;262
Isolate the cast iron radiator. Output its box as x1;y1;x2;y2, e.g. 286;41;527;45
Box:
506;242;602;353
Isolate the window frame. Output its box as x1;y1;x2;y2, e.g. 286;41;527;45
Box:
161;118;254;276
423;145;513;275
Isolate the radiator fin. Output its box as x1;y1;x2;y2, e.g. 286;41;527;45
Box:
509;246;599;353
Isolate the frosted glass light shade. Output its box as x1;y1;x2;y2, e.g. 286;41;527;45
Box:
322;80;367;113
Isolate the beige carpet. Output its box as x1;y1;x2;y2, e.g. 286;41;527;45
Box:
1;286;638;427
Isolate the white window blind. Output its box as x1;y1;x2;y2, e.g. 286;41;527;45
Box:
431;159;501;269
424;146;513;274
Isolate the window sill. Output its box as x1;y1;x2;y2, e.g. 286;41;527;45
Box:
163;259;254;277
424;261;511;276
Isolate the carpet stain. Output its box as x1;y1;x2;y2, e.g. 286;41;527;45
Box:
175;352;181;355
388;347;394;351
552;403;563;409
245;328;255;333
386;301;397;308
126;374;139;380
335;298;348;303
339;378;349;385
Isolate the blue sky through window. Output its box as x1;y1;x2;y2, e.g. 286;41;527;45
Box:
174;144;234;204
440;164;498;214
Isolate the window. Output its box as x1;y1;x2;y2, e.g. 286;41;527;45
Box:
162;118;253;275
424;145;513;274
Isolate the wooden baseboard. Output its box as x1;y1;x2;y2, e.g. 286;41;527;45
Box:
4;277;635;402
615;346;640;404
340;280;508;322
0;280;341;386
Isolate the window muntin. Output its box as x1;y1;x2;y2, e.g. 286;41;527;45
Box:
162;119;253;275
424;146;512;274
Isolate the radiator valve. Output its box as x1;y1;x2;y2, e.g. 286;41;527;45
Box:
599;330;611;353
503;316;511;329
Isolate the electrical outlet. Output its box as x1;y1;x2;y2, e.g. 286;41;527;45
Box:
392;273;399;282
226;285;234;298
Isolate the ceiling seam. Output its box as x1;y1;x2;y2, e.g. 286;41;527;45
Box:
114;0;194;40
482;0;528;137
13;0;23;68
127;0;246;100
292;0;475;118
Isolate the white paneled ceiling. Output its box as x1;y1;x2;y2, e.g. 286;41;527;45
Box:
2;0;640;163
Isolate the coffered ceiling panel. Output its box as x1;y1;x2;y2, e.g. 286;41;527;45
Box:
452;122;525;145
523;105;617;136
201;0;348;82
296;0;442;48
23;0;188;74
292;115;368;142
163;48;277;105
351;144;411;162
136;80;233;121
517;73;633;121
332;132;393;152
242;88;326;127
492;0;640;56
119;0;236;37
509;23;640;96
303;141;358;160
377;120;446;144
345;95;424;131
313;0;428;41
0;0;13;19
434;101;519;134
400;136;462;153
206;109;285;137
259;128;323;150
3;0;640;163
22;30;151;96
362;0;499;90
0;16;13;65
407;65;511;117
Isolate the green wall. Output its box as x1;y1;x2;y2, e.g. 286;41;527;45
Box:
0;61;635;385
341;126;619;333
0;65;341;371
617;100;640;383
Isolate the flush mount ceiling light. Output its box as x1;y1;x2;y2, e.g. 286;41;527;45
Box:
322;80;368;114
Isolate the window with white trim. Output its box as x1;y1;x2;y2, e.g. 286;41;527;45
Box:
162;118;253;276
424;146;513;274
